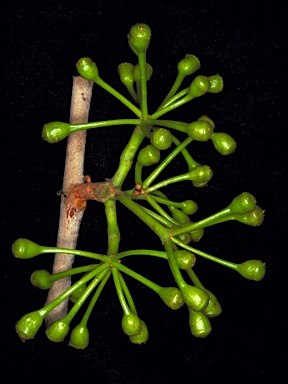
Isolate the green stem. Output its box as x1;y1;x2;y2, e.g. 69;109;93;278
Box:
80;270;111;326
112;267;130;314
112;261;161;294
171;237;238;270
150;194;183;209
186;269;205;290
116;190;169;241
159;73;186;107
118;272;138;315
70;119;141;132
134;162;143;185
149;190;169;200
140;118;153;138
142;136;193;189
150;191;188;217
150;92;192;119
163;239;186;289
96;77;142;117
158;88;189;110
111;125;145;188
142;206;175;227
125;83;138;104
50;264;99;282
135;80;141;105
171;208;231;237
146;118;188;133
172;135;200;170
141;206;175;228
112;249;168;262
41;247;112;262
65;268;109;323
105;199;120;255
138;51;149;119
146;195;179;226
146;172;191;193
39;263;110;317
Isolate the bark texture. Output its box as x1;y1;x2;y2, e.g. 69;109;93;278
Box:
45;76;93;326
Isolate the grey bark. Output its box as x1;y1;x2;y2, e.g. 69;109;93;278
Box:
45;76;93;326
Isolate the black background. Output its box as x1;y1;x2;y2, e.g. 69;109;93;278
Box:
2;0;287;382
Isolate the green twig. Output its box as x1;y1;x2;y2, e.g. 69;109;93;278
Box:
142;136;193;189
79;270;111;326
105;199;120;255
111;126;145;188
171;237;238;270
70;119;141;131
96;77;142;117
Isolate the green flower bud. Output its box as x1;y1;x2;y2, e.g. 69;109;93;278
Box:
174;250;196;270
208;74;224;93
170;207;190;224
133;62;153;82
235;206;265;226
121;313;142;336
186;121;213;142
137;145;160;166
76;57;99;81
158;287;184;310
70;283;88;303
177;232;192;245
228;192;257;214
69;324;89;349
211;132;237;155
177;54;201;77
192;181;209;188
15;310;44;341
188;75;210;98
189;309;212;338
150;127;173;150
188;165;213;186
197;115;215;130
30;270;53;290
237;260;266;281
190;228;204;242
129;320;149;344
42;121;71;143
203;290;222;318
118;62;134;87
128;23;151;53
181;285;209;311
181;200;198;215
46;319;70;342
12;238;43;259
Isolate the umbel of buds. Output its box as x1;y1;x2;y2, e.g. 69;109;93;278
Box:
12;22;265;349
